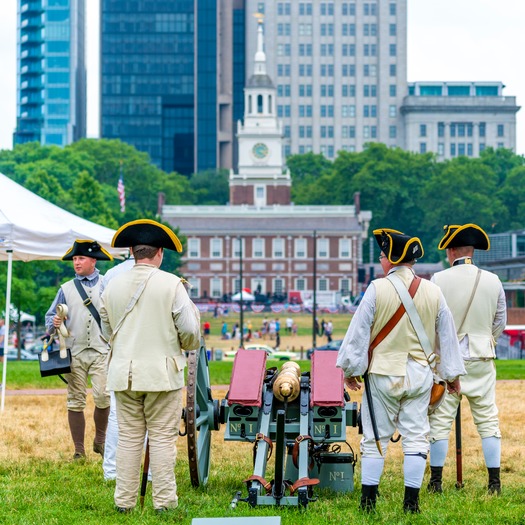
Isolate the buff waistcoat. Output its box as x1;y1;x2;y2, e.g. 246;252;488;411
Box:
370;266;442;376
62;278;107;356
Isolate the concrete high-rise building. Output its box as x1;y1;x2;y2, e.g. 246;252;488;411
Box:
100;0;245;175
14;0;87;147
401;81;520;159
245;0;408;159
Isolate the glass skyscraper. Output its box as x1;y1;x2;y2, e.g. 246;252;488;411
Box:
100;0;245;175
14;0;86;147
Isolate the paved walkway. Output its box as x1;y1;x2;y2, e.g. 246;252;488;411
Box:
3;385;230;396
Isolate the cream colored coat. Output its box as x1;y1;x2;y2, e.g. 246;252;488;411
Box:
432;263;505;359
100;263;201;392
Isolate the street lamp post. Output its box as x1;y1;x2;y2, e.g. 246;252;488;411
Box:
312;230;317;350
238;236;244;349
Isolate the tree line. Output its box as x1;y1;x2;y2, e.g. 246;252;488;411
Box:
1;139;524;325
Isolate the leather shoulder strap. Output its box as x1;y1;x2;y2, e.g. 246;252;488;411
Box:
73;279;102;329
368;276;421;363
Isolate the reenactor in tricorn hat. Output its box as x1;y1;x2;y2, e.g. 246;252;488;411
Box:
428;224;507;495
99;219;201;513
337;228;465;513
45;240;113;460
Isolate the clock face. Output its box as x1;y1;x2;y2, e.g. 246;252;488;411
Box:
252;142;269;159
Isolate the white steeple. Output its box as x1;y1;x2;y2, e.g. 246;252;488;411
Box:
253;16;267;76
229;13;291;207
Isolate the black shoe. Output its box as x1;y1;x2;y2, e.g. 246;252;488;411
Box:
427;466;443;494
488;467;501;495
360;484;379;512
403;486;421;513
116;507;133;514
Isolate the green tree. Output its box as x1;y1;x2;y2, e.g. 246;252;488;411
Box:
421;157;506;251
72;170;118;228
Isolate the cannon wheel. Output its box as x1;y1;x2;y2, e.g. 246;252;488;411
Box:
186;344;219;487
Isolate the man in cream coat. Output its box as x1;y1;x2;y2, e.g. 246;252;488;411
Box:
428;224;507;495
100;219;201;514
336;229;465;513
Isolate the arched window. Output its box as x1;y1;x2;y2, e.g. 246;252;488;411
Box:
257;94;263;113
248;95;252;113
268;95;272;114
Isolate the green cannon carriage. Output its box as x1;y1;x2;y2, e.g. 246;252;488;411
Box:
181;343;360;508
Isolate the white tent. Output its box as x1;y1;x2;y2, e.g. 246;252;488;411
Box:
231;290;255;302
0;172;126;411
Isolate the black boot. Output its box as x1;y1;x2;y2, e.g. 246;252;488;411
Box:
427;466;443;493
360;484;379;512
403;486;420;513
488;467;501;495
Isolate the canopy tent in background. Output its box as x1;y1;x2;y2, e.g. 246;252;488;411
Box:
231;290;255;302
0;172;127;411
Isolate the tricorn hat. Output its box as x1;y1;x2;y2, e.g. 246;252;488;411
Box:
438;224;490;251
373;228;424;264
111;219;183;252
62;240;113;261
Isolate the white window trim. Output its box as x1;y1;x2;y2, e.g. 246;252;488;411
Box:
210;277;222;298
210;238;223;258
339;238;352;258
295;238;307;259
188;238;200;258
317;238;329;259
272;238;285;258
252;238;265;259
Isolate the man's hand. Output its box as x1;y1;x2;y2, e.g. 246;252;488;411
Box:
52;314;65;328
344;376;362;391
446;378;461;395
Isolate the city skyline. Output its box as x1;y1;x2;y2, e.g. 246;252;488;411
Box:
1;0;524;156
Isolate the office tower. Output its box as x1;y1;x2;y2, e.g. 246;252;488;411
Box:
100;0;245;175
245;0;408;159
14;0;87;146
402;81;519;159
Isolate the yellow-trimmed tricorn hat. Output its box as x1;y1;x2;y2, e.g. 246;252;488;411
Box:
438;224;490;251
62;240;113;261
111;219;183;252
373;228;424;264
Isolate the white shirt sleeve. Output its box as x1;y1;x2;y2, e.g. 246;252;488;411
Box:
336;284;376;378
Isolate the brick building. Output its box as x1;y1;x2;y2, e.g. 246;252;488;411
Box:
162;20;372;304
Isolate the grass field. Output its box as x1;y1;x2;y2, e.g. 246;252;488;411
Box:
1;312;524;524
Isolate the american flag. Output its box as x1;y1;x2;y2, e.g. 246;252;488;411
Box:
117;166;125;213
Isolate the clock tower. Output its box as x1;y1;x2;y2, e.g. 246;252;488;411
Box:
230;16;291;207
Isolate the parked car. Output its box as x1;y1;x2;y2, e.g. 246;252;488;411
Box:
224;343;300;361
306;339;344;360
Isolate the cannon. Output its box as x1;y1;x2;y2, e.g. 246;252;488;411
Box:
181;343;359;508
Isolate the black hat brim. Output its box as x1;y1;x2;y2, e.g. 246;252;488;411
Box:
62;240;113;261
373;228;424;264
112;219;182;252
438;224;490;251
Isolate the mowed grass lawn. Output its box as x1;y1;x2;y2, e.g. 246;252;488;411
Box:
1;312;524;524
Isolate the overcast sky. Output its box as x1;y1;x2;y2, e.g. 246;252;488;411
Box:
1;0;524;154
